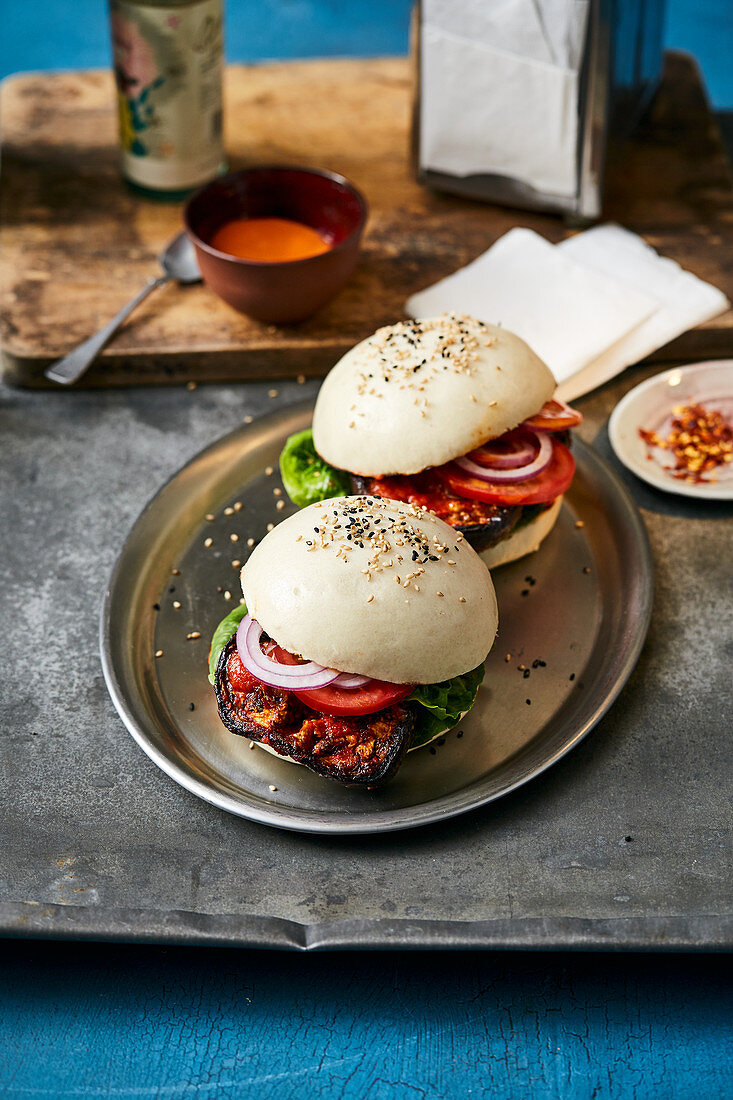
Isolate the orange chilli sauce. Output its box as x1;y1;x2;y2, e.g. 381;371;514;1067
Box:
211;217;331;263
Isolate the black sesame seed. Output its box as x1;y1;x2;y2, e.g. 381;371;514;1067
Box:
523;669;530;679
521;589;529;597
188;702;195;711
429;747;437;755
169;586;176;593
153;603;160;611
526;699;531;705
456;731;463;738
569;673;575;681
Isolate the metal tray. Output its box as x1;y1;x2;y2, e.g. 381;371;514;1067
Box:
101;402;653;834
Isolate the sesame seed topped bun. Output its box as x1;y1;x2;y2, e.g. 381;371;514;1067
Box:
240;495;498;685
312;314;556;476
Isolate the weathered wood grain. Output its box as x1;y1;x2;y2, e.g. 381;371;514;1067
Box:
0;53;731;387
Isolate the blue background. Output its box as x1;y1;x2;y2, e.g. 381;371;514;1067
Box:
1;0;732;108
1;3;731;1098
3;941;732;1098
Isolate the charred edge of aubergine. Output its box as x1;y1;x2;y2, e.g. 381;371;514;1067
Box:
350;474;522;554
214;636;415;786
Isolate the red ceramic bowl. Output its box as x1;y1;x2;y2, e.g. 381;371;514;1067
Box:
184;166;368;324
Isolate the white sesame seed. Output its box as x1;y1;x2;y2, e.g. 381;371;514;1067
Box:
265;466;274;476
234;501;243;511
459;596;466;603
267;523;274;532
247;537;255;547
230;533;239;542
297;374;306;384
186;381;197;391
187;631;201;640
224;591;231;600
367;594;374;603
173;600;181;609
205;513;215;522
204;537;213;548
244;415;253;424
154;650;163;658
268;389;278;398
276;500;285;511
269;784;277;792
231;560;241;568
436;591;444;597
273;487;282;496
249;741;255;749
224;506;234;516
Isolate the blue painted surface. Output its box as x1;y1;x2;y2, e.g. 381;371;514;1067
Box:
1;941;732;1098
1;0;732;106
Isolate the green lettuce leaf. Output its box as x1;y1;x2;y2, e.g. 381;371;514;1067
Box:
208;603;248;685
279;429;351;507
408;664;485;749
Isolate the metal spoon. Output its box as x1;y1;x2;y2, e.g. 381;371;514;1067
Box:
44;231;201;386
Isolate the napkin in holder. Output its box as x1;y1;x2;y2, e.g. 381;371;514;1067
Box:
413;0;667;220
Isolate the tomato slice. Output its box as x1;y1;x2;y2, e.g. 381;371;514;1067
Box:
270;645;413;717
293;680;414;717
522;399;583;431
435;438;575;506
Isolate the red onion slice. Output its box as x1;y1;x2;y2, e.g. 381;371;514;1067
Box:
469;437;536;469
236;615;340;690
455;431;553;483
332;671;373;690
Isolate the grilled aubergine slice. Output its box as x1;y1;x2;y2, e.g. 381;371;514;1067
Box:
215;636;414;786
350;473;521;553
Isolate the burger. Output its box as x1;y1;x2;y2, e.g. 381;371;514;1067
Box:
209;495;498;786
280;313;582;569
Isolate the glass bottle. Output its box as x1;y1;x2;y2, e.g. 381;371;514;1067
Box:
109;0;225;199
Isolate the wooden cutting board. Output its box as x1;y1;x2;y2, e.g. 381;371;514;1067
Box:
1;52;731;387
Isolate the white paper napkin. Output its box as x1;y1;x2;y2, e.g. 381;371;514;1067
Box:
555;224;731;400
405;225;730;400
405;227;658;383
419;0;590;199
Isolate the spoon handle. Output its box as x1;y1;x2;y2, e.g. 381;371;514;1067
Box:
44;274;169;386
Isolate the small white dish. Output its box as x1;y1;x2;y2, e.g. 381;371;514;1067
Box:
609;361;733;500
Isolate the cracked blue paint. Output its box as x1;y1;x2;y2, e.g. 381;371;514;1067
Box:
1;943;730;1099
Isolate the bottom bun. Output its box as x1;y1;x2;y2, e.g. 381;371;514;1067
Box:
479;496;563;570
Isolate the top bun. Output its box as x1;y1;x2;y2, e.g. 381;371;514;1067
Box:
313;314;556;476
240;496;498;684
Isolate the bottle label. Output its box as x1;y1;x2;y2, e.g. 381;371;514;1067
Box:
110;0;224;190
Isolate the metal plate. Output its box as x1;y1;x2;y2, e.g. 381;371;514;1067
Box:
101;401;653;835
